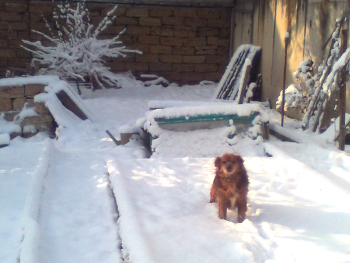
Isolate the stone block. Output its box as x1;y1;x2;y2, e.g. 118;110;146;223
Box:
22;125;38;138
179;72;205;83
0;31;7;39
174;8;197;17
151;27;174;37
183;55;206;64
135;54;159;63
0;22;7;30
4;111;18;121
150;7;173;17
8;31;17;40
172;46;194;55
119;53;136;62
204;72;223;81
0;13;22;22
29;13;43;22
105;61;126;71
0;86;24;99
29;2;53;13
138;35;160;45
160;37;183;46
184;37;206;46
197;8;221;19
195;63;218;72
22;115;53;126
25;84;45;97
102;25;125;35
149;45;172;54
128;43;149;53
126;8;149;18
22;13;30;22
0;40;7;48
149;63;171;72
218;46;229;55
126;26;151;35
0;59;7;68
183;18;208;27
34;103;50;116
220;28;230;38
125;62;149;71
0;49;16;58
139;17;161;27
172;63;195;72
9;22;29;31
195;46;218;55
12;97;27;111
162;17;184;26
206;55;228;64
174;30;196;38
0;98;12;111
10;132;22;139
159;55;182;63
208;19;230;28
7;58;28;68
16;49;31;58
207;37;230;46
114;17;138;26
17;31;30;40
198;28;220;37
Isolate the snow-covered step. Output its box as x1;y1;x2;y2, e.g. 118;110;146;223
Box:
37;147;122;263
108;157;350;263
0;140;46;263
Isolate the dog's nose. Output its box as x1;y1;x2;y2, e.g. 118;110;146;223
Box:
227;165;232;172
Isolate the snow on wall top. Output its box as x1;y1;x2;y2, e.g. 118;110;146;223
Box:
0;76;60;87
0;75;92;131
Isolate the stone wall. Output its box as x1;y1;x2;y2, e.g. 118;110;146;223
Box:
0;84;55;138
0;1;232;85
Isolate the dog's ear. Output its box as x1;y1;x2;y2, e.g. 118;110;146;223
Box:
237;155;244;163
214;157;221;167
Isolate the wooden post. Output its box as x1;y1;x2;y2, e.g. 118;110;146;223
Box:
281;32;290;127
339;25;347;150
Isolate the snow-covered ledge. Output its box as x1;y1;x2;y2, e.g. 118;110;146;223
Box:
0;76;91;140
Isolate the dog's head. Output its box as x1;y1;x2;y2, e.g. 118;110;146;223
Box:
215;153;244;176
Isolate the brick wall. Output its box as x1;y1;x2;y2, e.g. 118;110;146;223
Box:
0;83;55;138
0;1;232;85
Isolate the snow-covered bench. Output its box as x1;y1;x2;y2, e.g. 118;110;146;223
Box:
138;102;266;153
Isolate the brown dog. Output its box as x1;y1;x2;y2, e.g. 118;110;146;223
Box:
210;153;249;223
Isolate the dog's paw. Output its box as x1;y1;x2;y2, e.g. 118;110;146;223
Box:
237;215;245;223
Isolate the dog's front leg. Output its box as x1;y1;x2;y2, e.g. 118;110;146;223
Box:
236;198;247;223
209;185;216;203
218;198;229;219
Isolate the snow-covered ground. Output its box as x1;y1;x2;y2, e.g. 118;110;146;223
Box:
1;78;350;263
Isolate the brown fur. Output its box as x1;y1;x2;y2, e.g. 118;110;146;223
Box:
210;153;249;223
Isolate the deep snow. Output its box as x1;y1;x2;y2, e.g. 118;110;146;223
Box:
1;77;350;263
